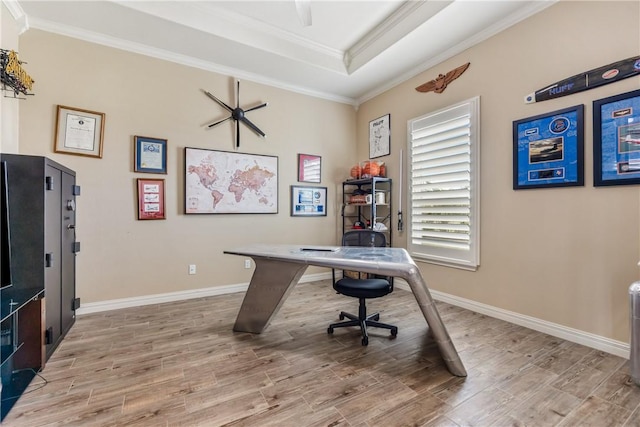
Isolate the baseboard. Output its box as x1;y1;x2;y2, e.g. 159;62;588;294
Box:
395;279;629;358
76;271;333;316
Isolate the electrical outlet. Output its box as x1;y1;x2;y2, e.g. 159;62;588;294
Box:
244;259;251;269
189;264;196;275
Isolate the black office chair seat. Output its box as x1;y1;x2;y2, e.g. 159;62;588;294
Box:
328;242;398;346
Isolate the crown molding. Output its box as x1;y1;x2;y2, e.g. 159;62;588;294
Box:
346;0;453;74
356;0;558;105
2;0;29;34
26;16;358;107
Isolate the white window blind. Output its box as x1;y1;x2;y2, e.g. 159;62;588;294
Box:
407;97;480;270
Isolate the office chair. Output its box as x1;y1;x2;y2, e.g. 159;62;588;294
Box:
327;230;398;346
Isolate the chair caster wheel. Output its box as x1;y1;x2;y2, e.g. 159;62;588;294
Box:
361;336;369;346
391;327;398;337
327;327;334;334
339;313;345;320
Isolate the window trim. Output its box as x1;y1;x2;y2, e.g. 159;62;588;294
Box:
406;96;480;271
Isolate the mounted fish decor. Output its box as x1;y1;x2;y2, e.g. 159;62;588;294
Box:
415;62;470;94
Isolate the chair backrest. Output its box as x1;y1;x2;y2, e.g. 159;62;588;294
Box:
342;230;386;248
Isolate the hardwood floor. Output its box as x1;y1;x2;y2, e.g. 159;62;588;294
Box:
4;280;640;426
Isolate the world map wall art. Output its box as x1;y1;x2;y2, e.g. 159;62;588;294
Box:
184;147;278;214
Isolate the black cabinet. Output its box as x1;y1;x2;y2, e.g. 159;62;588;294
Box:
341;177;392;245
0;154;79;362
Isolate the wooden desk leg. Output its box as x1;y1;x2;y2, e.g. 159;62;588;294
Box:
406;270;467;377
233;258;308;333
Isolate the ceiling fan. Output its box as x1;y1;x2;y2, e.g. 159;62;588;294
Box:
295;0;312;26
203;80;268;149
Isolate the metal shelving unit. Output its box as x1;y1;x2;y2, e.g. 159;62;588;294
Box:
341;177;392;246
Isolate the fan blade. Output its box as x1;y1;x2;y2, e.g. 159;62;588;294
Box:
202;89;233;112
206;116;232;128
295;0;312;26
245;102;268;113
236;119;240;148
236;80;240;108
240;116;266;138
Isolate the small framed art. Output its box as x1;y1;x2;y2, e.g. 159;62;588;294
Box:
513;105;584;189
134;136;167;174
137;178;166;220
290;185;327;216
297;153;321;183
369;114;390;158
593;89;640;186
54;105;105;158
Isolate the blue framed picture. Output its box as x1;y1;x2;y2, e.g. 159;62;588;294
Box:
513;105;584;189
290;185;327;216
593;89;640;186
134;135;167;174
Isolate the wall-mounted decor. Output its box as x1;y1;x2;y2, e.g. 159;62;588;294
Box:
513;105;584;189
369;114;390;159
0;49;35;98
524;56;640;104
185;147;277;214
593;89;640;186
137;178;165;220
54;105;105;158
415;62;470;94
134;136;167;174
290;185;327;216
202;80;268;149
297;153;321;183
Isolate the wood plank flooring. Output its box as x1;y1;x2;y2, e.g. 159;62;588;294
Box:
3;280;640;426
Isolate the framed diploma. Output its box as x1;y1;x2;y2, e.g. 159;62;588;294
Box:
137;178;166;220
134;136;167;174
54;105;105;158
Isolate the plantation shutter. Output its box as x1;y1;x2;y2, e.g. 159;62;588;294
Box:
408;97;480;270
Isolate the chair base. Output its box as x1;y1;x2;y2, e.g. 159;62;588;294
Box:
327;298;398;346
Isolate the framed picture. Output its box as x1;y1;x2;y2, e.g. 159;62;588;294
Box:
369;114;390;158
290;185;327;216
593;89;640;186
137;178;165;220
512;105;584;190
298;153;321;183
54;105;105;158
185;147;278;214
134;136;167;174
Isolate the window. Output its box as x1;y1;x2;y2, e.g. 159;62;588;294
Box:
407;96;480;270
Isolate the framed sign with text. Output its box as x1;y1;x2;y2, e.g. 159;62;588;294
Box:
137;178;166;220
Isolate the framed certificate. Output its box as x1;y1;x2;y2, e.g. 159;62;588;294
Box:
134;136;167;174
54;105;105;158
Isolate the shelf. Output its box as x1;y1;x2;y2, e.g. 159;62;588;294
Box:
1;288;43;323
1;343;23;367
1;368;38;421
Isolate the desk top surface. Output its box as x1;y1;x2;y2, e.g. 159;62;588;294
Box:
224;244;417;277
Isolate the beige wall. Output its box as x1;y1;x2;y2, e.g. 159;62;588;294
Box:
14;1;640;344
358;0;640;342
1;2;20;153
17;30;356;303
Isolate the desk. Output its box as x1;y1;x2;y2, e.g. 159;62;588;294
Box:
224;244;467;377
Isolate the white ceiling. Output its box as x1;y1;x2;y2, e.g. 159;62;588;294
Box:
10;0;556;106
